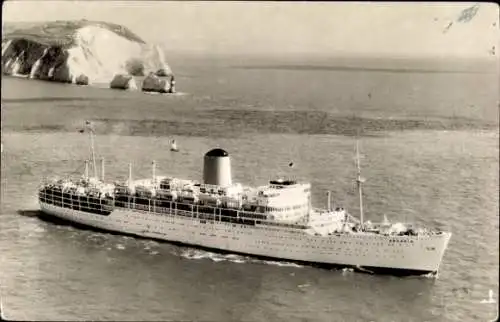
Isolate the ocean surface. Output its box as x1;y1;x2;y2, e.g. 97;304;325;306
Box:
1;54;498;321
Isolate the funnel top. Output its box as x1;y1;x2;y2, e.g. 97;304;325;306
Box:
205;148;229;157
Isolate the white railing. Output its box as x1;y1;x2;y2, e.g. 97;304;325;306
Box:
39;189;313;229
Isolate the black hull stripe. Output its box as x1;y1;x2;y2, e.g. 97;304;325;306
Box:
36;211;435;277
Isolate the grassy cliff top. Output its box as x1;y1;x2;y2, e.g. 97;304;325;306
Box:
2;20;146;47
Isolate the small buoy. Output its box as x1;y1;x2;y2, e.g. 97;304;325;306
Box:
480;289;496;304
170;139;179;152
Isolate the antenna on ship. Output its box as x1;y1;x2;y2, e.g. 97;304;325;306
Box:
128;162;133;185
84;160;89;179
355;138;365;229
101;157;105;181
84;120;97;179
152;160;156;183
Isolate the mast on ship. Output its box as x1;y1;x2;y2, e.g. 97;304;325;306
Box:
101;157;105;181
85;120;98;179
152;160;156;183
355;139;365;229
84;160;89;179
128;162;133;184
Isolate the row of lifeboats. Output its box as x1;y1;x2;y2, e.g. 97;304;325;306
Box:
115;183;245;209
42;176;116;199
41;185;112;199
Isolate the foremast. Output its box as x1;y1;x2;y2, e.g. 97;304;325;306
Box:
81;120;107;182
355;139;365;230
86;120;98;179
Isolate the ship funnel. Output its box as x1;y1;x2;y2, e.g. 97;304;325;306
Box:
203;148;232;187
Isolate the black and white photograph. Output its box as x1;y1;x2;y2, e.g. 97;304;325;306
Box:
0;1;498;321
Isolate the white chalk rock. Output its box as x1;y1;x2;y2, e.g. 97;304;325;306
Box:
75;74;90;85
110;74;137;90
2;20;172;85
142;72;170;93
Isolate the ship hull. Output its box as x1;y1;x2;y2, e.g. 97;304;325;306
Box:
39;202;451;275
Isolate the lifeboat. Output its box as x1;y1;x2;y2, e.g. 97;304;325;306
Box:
76;187;86;196
160;178;172;190
156;190;170;199
183;195;199;204
135;186;150;197
198;192;220;205
224;197;242;209
114;185;130;195
135;185;155;198
198;192;210;201
156;189;178;201
220;195;238;206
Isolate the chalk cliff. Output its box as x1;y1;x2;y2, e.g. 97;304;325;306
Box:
2;20;173;85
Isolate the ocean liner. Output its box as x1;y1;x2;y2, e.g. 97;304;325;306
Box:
38;122;452;276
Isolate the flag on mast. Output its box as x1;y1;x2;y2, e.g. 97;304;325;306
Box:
78;120;93;133
85;120;94;132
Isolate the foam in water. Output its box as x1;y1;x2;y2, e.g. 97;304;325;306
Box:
181;249;241;262
342;268;354;275
180;248;303;268
480;290;496;304
422;271;439;279
33;227;46;233
181;249;217;260
143;91;188;96
255;259;303;268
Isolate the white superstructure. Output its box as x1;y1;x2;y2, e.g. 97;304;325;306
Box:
37;123;452;275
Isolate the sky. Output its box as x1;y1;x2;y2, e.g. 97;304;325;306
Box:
2;1;499;59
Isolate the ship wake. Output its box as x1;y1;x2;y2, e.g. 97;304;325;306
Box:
180;248;304;268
